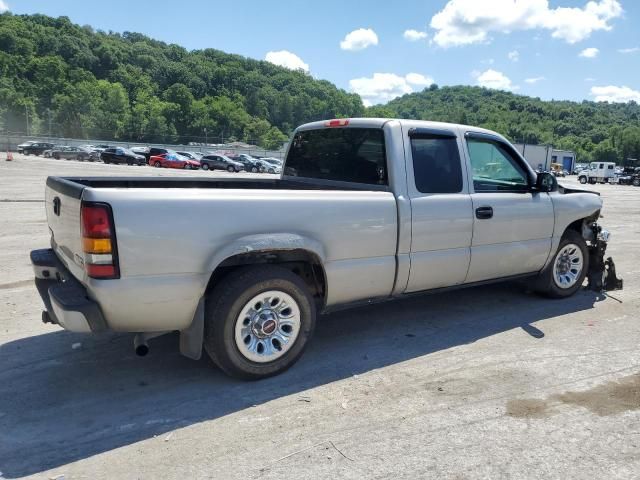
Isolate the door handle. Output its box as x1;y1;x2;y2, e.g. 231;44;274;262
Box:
475;206;493;219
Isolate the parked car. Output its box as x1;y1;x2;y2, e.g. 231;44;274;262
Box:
43;146;62;158
176;151;203;161
17;140;38;154
234;154;262;173
101;147;146;165
50;146;95;161
258;158;283;174
21;142;56;156
200;154;244;172
130;146;150;157
149;152;200;169
31;118;623;381
145;147;171;162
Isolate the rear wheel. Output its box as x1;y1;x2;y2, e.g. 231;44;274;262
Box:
534;230;589;298
204;265;316;380
185;164;192;170
227;165;235;172
251;167;258;173
201;163;209;170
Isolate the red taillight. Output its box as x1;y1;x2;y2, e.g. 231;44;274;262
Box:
325;119;350;127
81;202;119;279
82;205;111;238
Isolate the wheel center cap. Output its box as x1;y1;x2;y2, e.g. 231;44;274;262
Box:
253;311;278;337
262;319;277;335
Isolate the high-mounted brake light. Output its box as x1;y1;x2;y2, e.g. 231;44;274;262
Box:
325;119;350;127
81;202;119;279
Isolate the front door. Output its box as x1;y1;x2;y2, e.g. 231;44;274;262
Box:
464;134;554;283
404;128;473;292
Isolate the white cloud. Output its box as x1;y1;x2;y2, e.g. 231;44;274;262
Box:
525;76;545;84
340;28;379;51
618;47;639;54
264;50;309;73
590;85;640;103
508;50;520;62
405;73;434;86
0;1;8;12
579;47;599;58
404;29;428;41
475;69;518;91
430;0;623;47
349;73;434;106
584;77;596;82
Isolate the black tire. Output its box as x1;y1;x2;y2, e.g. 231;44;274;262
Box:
184;164;192;170
201;163;209;171
251;167;258;173
227;165;235;172
54;154;60;160
268;169;275;174
204;265;316;380
103;159;109;164
579;176;587;184
154;161;161;168
633;178;640;187
533;230;589;299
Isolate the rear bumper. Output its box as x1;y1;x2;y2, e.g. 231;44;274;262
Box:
30;248;108;333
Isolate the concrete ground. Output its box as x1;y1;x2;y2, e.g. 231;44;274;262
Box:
0;155;638;480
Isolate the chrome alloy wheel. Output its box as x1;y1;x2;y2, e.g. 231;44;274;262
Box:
553;243;584;289
234;290;301;363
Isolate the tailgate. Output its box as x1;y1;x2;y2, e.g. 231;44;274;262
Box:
45;177;87;282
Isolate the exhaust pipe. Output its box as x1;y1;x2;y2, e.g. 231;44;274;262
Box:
134;335;149;357
133;331;169;357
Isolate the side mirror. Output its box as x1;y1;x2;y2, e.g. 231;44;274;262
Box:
535;172;557;192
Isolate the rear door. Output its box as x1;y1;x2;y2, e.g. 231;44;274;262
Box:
404;127;473;292
464;133;554;283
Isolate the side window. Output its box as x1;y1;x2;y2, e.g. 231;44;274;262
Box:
467;138;529;192
411;136;463;194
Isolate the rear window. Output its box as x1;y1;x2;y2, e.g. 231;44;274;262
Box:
285;128;387;185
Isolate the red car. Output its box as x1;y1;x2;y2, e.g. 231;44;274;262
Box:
149;152;200;169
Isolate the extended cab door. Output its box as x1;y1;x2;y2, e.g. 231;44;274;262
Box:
404;127;473;292
463;133;554;283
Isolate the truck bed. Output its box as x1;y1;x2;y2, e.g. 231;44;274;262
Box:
47;176;390;199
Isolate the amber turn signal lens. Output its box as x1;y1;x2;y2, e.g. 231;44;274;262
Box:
83;237;112;254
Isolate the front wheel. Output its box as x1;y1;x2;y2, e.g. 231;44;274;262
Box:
579;176;587;184
201;163;209;170
633;178;640;187
251;167;258;173
227;165;235;172
533;230;589;298
204;265;316;380
154;161;161;168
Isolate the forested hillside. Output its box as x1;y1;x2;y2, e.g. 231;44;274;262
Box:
1;13;639;161
0;13;363;148
369;85;640;163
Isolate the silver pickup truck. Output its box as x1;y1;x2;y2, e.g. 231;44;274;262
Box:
31;118;622;379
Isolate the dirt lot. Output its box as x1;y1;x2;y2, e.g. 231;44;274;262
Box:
1;155;639;480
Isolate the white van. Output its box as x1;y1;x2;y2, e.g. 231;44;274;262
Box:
578;162;616;184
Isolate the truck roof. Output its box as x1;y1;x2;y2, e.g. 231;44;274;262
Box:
297;118;505;140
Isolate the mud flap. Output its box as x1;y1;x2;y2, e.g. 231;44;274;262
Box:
586;224;624;292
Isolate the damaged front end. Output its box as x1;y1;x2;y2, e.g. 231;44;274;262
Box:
586;223;623;292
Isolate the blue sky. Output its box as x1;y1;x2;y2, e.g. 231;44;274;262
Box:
5;0;640;105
